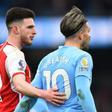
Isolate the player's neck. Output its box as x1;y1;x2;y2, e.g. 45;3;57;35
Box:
7;35;23;50
64;40;80;49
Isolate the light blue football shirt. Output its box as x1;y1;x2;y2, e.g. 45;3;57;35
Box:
31;46;93;112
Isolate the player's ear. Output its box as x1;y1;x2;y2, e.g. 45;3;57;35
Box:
78;32;83;41
12;25;20;34
77;32;84;46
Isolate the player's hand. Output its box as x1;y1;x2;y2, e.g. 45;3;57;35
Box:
41;88;66;106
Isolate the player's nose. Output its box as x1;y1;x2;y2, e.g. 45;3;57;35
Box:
32;28;37;36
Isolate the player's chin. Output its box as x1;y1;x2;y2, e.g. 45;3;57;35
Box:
26;41;33;46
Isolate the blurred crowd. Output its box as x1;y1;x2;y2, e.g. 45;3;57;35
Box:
0;0;112;16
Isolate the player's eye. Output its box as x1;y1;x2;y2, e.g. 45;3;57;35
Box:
27;25;34;29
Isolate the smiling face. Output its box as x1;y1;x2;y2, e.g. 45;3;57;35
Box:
19;18;36;46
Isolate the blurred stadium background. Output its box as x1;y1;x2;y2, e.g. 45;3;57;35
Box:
0;0;112;111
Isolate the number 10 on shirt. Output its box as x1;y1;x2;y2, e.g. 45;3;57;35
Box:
43;69;71;99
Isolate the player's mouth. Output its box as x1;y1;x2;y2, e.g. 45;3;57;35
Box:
30;36;34;40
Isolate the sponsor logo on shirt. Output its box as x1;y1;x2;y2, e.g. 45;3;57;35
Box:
18;59;25;71
79;57;89;71
81;57;88;68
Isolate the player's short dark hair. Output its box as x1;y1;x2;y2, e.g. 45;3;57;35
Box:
60;5;87;38
6;7;35;29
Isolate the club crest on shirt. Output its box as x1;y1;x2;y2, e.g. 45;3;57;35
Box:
18;59;25;71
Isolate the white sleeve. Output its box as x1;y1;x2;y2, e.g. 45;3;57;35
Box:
5;49;27;79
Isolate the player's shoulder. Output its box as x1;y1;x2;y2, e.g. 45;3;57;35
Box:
39;50;57;65
67;46;91;58
43;50;57;60
77;49;93;64
3;44;24;58
80;50;91;57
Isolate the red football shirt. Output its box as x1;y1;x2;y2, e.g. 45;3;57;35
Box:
0;42;31;112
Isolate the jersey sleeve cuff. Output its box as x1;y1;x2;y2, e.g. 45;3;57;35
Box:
12;72;25;78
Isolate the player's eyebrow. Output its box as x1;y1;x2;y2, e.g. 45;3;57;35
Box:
27;25;35;28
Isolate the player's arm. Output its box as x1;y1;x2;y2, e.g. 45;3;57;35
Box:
13;74;66;104
15;97;49;112
14;95;37;112
14;72;66;112
75;76;97;112
6;51;64;102
75;54;97;112
6;51;66;107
